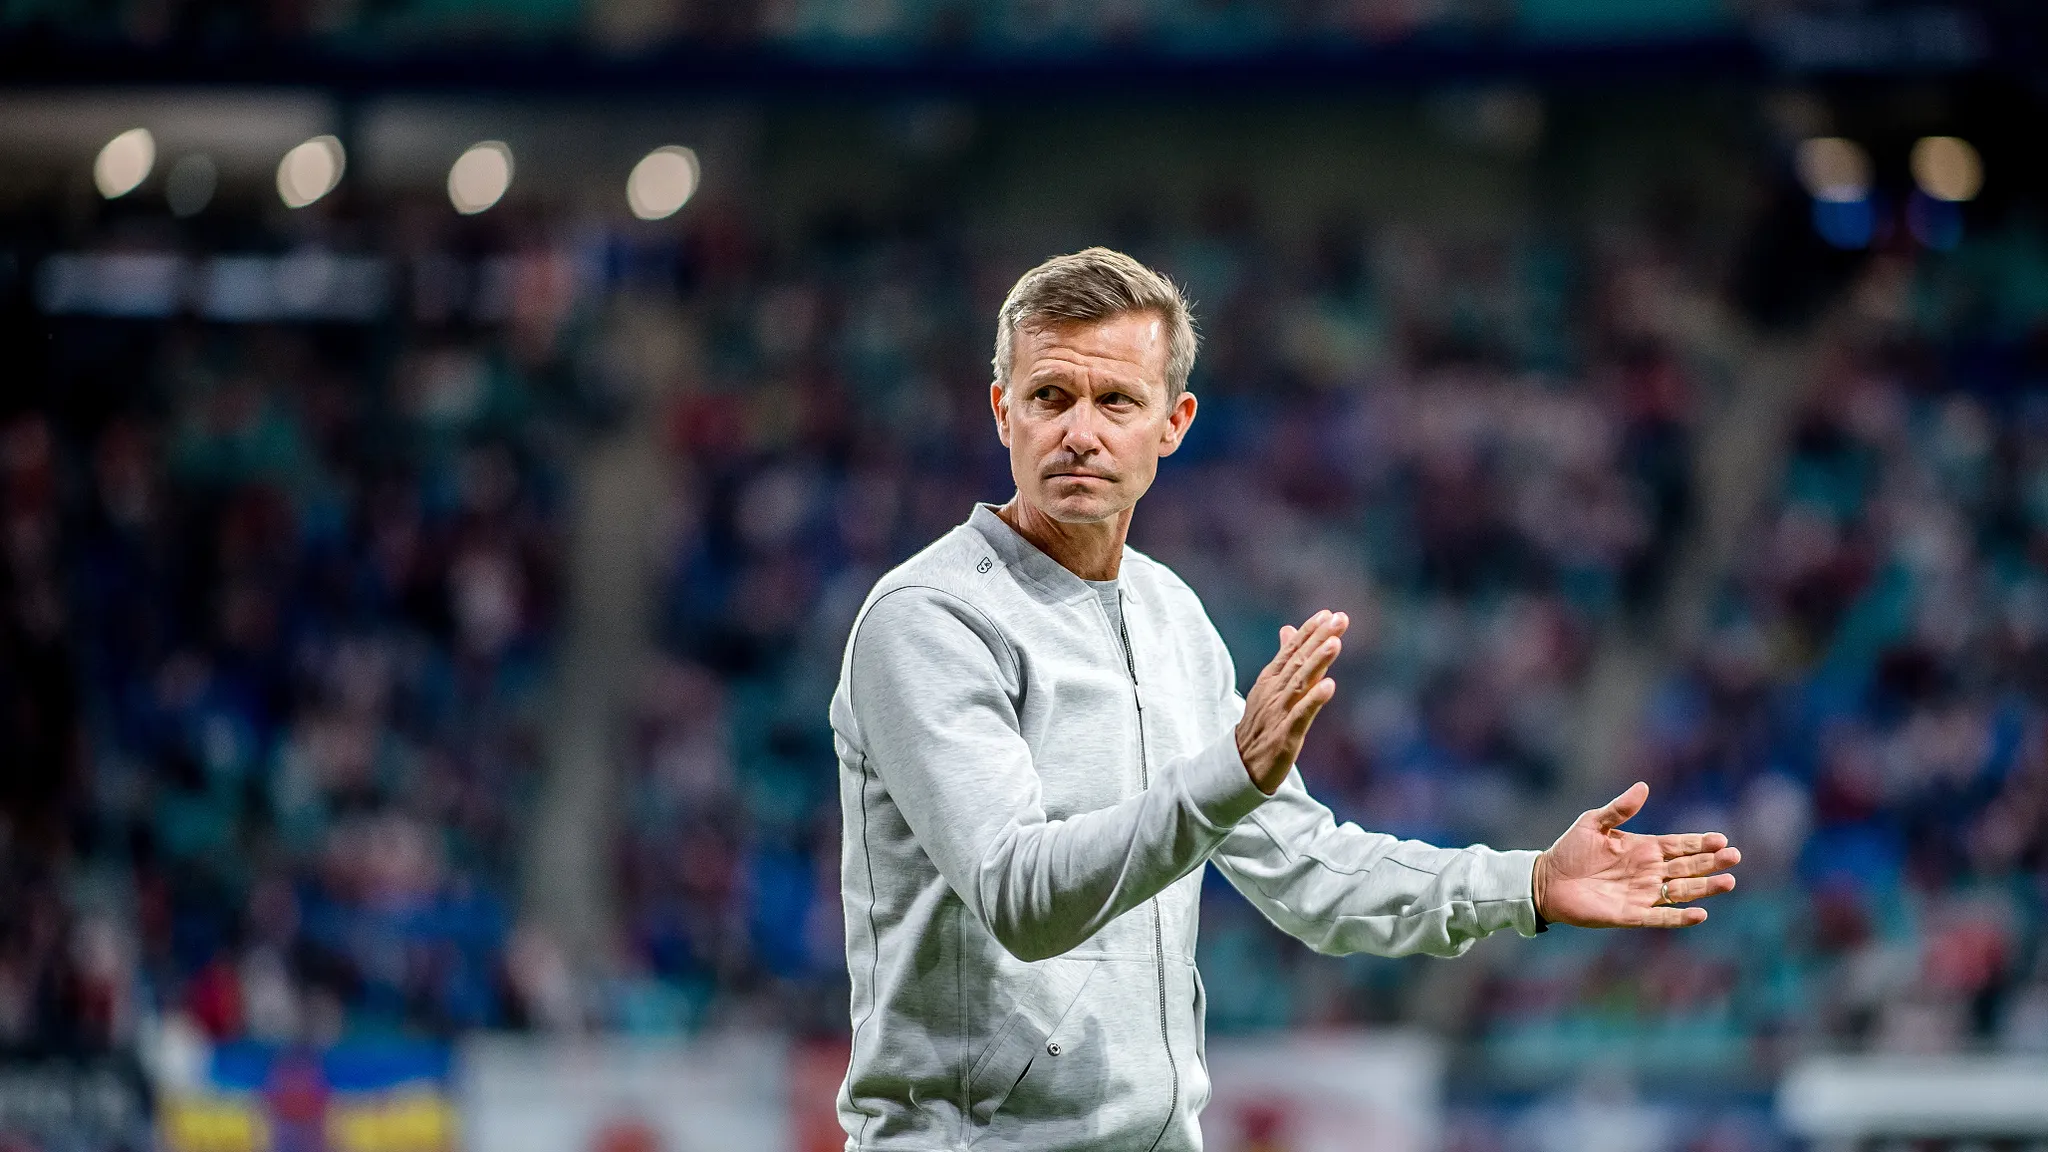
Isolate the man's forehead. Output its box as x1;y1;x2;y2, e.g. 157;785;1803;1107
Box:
1016;313;1167;382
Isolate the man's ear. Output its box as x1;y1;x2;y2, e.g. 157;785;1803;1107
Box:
1159;390;1198;457
990;381;1011;448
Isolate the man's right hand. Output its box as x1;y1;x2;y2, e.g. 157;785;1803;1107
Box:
1235;610;1349;795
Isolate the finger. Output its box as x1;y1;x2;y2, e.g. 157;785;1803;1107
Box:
1279;612;1333;668
1591;781;1649;832
1279;612;1348;685
1263;626;1298;675
1662;874;1736;904
1662;846;1742;879
1641;906;1709;928
1657;832;1729;859
1284;676;1337;737
1289;635;1344;698
1266;613;1327;672
1267;617;1316;670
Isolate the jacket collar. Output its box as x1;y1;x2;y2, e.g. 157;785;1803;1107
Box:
968;502;1132;607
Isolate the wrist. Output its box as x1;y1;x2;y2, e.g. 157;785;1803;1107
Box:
1191;731;1270;826
1234;725;1280;796
1531;850;1551;929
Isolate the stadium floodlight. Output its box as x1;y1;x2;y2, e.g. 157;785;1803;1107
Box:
166;154;217;218
277;135;345;209
449;142;514;216
626;146;700;221
1795;137;1871;204
1911;136;1983;203
94;128;155;199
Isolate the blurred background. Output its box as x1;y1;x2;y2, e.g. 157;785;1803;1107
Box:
5;1;2048;1150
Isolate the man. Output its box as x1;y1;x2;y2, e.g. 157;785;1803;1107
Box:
828;248;1740;1151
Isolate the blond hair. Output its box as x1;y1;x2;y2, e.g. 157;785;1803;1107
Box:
992;247;1198;398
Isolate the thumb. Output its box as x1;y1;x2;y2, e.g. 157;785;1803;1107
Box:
1591;781;1650;832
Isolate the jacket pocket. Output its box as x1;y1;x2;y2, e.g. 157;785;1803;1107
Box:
965;1009;1044;1127
966;962;1098;1129
1186;963;1214;1121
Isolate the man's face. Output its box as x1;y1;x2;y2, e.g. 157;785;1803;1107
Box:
991;310;1199;525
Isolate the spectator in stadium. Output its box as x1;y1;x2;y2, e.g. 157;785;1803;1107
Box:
828;247;1743;1151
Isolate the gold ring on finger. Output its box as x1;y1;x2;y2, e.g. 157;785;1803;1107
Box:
1658;882;1670;905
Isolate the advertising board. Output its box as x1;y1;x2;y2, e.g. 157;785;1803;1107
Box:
158;1041;455;1152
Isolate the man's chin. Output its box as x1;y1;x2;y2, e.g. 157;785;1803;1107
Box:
1028;491;1123;525
1058;504;1130;525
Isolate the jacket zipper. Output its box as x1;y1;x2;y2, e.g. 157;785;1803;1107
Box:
1113;599;1180;1152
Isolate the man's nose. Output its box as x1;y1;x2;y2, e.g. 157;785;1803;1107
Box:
1056;403;1105;454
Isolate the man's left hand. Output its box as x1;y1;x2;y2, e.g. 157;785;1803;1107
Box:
1531;782;1741;929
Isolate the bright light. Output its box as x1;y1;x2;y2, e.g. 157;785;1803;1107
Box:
1795;137;1872;204
626;145;699;221
1911;136;1983;203
94;128;155;199
277;135;345;209
449;141;514;216
166;154;217;218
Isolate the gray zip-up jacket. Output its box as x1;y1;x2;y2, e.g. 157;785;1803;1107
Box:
830;504;1541;1151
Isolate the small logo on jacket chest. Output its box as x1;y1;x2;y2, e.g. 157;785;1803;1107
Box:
976;556;993;574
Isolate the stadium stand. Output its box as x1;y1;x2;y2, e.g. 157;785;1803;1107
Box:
4;11;2048;1143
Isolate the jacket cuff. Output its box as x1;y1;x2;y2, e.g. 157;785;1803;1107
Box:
1178;734;1269;828
1479;849;1545;938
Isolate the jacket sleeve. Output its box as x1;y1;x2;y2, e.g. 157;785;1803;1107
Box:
846;584;1269;962
1207;686;1542;958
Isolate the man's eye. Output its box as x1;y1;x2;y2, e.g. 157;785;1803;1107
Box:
1101;392;1133;406
1034;386;1059;401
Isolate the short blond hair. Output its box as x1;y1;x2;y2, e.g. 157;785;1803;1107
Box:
992;247;1198;398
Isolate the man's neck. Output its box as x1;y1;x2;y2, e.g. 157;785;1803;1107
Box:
995;498;1131;581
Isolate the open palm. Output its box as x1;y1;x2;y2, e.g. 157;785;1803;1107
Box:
1533;782;1741;929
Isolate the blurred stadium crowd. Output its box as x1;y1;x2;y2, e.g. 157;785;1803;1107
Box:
0;0;2023;92
0;0;1785;56
3;90;2048;1140
0;283;572;1049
